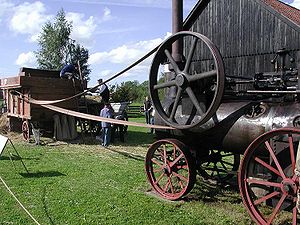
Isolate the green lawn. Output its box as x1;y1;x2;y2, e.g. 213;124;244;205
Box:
0;119;253;225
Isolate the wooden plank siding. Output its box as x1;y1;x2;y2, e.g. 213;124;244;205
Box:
185;0;300;82
0;67;82;124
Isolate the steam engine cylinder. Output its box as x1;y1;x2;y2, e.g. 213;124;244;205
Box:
162;101;300;154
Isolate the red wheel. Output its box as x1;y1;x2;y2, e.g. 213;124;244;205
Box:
22;120;30;141
145;139;196;200
239;128;300;225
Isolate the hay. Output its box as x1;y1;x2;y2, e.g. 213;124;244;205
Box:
0;113;8;134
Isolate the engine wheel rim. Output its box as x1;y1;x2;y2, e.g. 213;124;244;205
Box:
199;150;240;182
149;31;225;129
22;120;30;141
145;139;196;200
238;128;300;225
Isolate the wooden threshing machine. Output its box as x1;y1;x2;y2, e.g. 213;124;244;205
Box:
145;0;300;224
0;67;82;140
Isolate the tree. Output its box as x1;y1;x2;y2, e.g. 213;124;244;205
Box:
35;9;90;81
68;40;91;81
110;80;150;103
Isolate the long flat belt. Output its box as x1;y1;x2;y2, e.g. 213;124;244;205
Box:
42;104;174;130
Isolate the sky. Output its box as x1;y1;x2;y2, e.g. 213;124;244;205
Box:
0;0;299;87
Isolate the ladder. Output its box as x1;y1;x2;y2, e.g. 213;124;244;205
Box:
75;61;92;137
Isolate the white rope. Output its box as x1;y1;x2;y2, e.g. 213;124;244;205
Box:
0;176;41;225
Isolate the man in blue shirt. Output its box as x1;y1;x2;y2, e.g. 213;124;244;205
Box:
100;103;113;147
60;64;78;79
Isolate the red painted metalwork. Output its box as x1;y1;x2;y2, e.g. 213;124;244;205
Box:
239;128;300;225
22;120;30;141
145;139;196;200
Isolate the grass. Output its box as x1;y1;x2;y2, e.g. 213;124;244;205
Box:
0;117;253;225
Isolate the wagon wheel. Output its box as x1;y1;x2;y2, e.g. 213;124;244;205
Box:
145;139;196;200
198;150;240;183
22;120;30;141
149;31;225;129
239;128;300;225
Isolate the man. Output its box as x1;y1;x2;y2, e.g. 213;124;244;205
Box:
100;103;113;147
143;96;152;124
60;64;78;79
97;79;110;103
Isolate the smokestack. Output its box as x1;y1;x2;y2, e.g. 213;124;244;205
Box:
172;0;183;62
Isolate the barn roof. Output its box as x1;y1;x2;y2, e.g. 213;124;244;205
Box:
262;0;300;26
184;0;300;30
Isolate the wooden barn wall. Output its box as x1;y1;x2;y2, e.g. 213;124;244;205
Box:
186;0;300;79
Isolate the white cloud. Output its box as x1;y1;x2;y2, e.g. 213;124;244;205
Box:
291;0;300;9
66;7;112;47
66;12;97;44
89;33;170;65
8;1;108;45
102;7;112;21
0;0;14;22
100;69;113;78
15;51;37;67
9;1;52;42
88;33;171;85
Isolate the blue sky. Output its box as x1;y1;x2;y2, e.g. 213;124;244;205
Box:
0;0;299;87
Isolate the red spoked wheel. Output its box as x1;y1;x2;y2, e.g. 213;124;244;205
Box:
145;139;196;200
239;128;300;225
22;120;30;141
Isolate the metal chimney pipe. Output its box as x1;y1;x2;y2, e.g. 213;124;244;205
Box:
165;0;183;98
172;0;183;62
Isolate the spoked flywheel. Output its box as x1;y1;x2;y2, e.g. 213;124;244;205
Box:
145;139;196;200
149;31;225;129
239;128;300;225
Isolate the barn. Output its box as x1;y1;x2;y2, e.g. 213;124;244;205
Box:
184;0;300;80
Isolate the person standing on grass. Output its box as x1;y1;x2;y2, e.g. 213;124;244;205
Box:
143;96;152;125
100;103;113;147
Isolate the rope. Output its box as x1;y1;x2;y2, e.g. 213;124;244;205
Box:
0;176;41;225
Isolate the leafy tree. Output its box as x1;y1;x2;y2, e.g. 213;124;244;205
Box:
68;40;91;81
35;9;90;81
110;80;148;103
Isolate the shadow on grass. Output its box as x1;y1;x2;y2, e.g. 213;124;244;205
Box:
105;147;144;161
19;171;66;178
72;130;156;147
0;154;40;161
183;176;241;203
42;186;55;225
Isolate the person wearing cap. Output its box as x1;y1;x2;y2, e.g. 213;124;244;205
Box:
97;79;110;103
60;64;78;79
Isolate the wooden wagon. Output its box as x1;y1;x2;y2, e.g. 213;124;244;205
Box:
0;67;82;140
